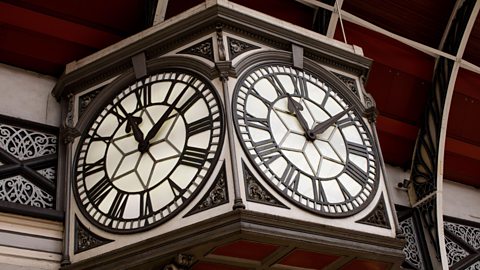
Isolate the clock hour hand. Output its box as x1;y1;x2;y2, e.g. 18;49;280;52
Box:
125;114;144;144
286;93;315;140
117;105;145;145
310;107;350;136
142;82;191;152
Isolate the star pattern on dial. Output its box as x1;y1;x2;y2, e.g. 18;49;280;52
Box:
233;64;380;217
270;96;347;178
74;70;225;232
106;108;185;192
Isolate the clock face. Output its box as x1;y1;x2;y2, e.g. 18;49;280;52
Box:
234;64;379;216
74;70;224;233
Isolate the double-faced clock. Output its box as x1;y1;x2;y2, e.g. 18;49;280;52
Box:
74;70;224;233
234;64;379;216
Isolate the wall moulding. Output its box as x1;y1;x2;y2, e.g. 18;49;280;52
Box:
52;2;371;100
61;210;404;270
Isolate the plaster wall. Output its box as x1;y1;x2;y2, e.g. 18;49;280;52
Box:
443;179;480;222
384;163;410;207
385;161;480;224
0;63;60;127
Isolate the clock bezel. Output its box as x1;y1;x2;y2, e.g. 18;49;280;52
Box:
232;58;380;218
72;62;226;234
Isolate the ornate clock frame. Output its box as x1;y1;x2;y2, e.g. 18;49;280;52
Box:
53;2;404;268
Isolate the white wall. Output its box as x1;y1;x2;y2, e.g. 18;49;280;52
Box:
385;161;480;223
385;164;411;207
443;179;480;222
0;63;60;127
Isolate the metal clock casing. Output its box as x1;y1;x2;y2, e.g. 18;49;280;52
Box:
74;70;224;233
233;64;379;217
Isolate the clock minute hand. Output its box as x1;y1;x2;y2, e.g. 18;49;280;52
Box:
310;107;350;135
143;82;191;150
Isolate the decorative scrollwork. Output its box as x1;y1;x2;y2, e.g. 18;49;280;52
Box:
37;167;56;182
227;37;260;60
400;217;425;270
163;254;194;270
445;222;480;250
0;124;56;160
74;217;112;254
445;236;470;267
79;89;101;115
185;164;229;216
0;175;53;208
197;177;226;209
334;73;358;96
242;162;287;208
357;196;391;228
178;38;214;62
466;261;480;270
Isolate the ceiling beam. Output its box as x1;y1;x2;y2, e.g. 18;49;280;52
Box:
436;1;480;266
0;2;121;49
326;0;344;38
376;115;418;141
296;0;480;78
439;0;464;50
153;0;169;25
296;0;334;12
445;137;480;162
340;10;456;61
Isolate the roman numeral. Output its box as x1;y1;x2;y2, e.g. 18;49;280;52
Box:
279;163;300;189
186;116;212;135
291;73;308;97
140;192;154;218
337;117;354;129
91;134;110;143
265;75;287;96
347;142;369;158
345;161;368;185
83;158;105;177
110;106;126;123
245;114;270;131
180;146;209;168
337;179;352;201
253;138;280;160
108;192;128;219
178;91;202;114
168;179;187;202
315;181;327;203
135;83;151;108
250;89;273;108
87;176;113;206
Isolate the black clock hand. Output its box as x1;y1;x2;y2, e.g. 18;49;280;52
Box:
126;115;144;144
310;107;350;135
286;93;315;140
142;82;192;151
117;105;144;145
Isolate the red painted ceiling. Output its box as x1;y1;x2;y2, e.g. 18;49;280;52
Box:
1;0;480;188
198;240;391;269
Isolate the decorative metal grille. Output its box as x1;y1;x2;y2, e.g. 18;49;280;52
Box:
0;117;58;210
466;261;480;270
0;175;53;208
0;124;56;160
444;218;480;269
445;222;480;250
37;167;56;182
445;236;470;267
400;216;425;270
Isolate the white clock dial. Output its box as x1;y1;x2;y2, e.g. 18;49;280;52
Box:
234;64;378;216
74;70;224;233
